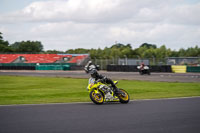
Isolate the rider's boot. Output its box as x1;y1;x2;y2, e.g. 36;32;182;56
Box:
113;85;126;97
112;85;121;95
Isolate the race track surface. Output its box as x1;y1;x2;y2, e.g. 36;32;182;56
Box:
0;97;200;133
0;70;200;82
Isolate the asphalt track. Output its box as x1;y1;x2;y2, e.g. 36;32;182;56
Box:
0;97;200;133
0;70;200;82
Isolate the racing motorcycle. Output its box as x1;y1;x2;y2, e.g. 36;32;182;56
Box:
87;78;130;104
137;66;151;75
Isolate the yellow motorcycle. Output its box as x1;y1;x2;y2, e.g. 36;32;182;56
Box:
87;78;130;104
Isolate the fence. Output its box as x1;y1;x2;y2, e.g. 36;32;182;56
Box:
92;57;199;73
167;57;200;65
0;57;200;72
92;58;173;70
91;57;200;70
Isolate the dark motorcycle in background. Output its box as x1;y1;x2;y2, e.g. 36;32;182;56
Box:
137;66;151;75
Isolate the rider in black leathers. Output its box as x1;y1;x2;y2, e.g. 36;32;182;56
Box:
84;61;120;94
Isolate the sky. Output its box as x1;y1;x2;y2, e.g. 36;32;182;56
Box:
0;0;200;51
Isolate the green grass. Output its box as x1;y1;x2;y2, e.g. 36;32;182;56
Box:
0;75;200;105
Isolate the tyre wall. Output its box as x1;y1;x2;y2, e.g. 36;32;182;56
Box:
107;65;172;72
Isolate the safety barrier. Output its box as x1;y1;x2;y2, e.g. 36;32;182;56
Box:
107;65;172;72
0;63;71;70
0;63;36;66
38;63;76;66
0;66;35;70
171;65;186;73
70;65;85;70
0;63;199;72
187;66;200;72
107;65;138;72
36;65;70;70
150;65;172;72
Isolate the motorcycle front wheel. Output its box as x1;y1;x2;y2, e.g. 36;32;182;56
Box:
118;89;130;104
90;90;104;105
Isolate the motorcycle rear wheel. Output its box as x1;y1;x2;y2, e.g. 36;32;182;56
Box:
118;89;130;104
90;90;104;105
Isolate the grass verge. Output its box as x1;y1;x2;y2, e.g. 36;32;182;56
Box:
0;75;200;105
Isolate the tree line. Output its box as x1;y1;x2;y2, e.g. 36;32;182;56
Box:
0;32;43;53
0;32;200;59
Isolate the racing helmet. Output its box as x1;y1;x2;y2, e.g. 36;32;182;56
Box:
84;61;96;73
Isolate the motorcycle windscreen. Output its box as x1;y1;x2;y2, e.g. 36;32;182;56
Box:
88;78;95;84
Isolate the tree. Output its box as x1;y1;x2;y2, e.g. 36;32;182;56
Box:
0;32;3;40
142;48;156;58
185;45;200;57
102;47;112;59
45;50;64;54
111;43;132;49
11;41;43;52
111;43;125;49
89;49;98;59
140;43;157;49
0;32;13;52
178;48;186;57
135;46;148;58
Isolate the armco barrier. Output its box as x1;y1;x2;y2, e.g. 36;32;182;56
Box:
187;66;200;72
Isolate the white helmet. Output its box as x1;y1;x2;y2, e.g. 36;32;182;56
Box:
84;61;96;73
